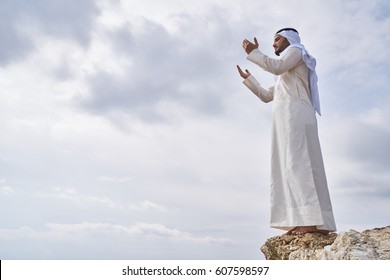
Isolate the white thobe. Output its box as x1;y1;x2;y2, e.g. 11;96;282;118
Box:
243;47;336;232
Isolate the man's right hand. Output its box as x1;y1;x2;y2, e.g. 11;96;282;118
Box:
237;65;251;79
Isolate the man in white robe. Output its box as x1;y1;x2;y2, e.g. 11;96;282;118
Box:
237;28;336;235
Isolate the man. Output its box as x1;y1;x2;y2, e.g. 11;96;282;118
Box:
237;28;336;235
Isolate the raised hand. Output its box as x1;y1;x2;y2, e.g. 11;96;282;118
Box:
242;37;259;54
236;65;251;79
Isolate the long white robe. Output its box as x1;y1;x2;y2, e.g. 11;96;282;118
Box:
243;46;336;232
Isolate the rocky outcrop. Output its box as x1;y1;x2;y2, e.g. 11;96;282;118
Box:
261;226;390;260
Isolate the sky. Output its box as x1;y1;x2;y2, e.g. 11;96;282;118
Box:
0;0;389;260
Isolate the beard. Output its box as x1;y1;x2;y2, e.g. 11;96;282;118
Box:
274;42;289;56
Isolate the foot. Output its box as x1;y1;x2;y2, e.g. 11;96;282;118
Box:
284;226;299;235
291;226;329;235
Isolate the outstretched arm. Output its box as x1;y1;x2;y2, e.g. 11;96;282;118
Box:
237;65;274;103
247;47;302;75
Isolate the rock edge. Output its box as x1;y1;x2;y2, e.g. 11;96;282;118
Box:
261;226;390;260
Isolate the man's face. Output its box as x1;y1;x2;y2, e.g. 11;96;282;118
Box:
273;35;290;56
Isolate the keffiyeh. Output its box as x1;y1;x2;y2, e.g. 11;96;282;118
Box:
276;29;321;116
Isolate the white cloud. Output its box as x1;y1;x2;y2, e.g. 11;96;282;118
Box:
38;187;169;212
0;222;233;244
128;201;168;212
0;186;15;195
95;176;134;183
0;226;37;240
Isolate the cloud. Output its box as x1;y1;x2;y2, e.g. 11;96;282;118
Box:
318;107;390;231
78;9;248;123
128;201;168;212
96;176;134;183
0;0;100;65
0;13;33;64
324;108;390;172
38;187;168;212
0;186;15;195
0;222;233;244
0;226;37;240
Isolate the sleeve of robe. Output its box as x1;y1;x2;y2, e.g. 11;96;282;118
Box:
246;47;302;75
242;75;274;103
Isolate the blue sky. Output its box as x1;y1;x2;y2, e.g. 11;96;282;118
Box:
0;0;389;259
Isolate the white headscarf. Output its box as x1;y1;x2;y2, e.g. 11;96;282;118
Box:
277;30;321;116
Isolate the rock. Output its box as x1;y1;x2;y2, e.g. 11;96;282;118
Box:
261;226;390;260
261;231;337;260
